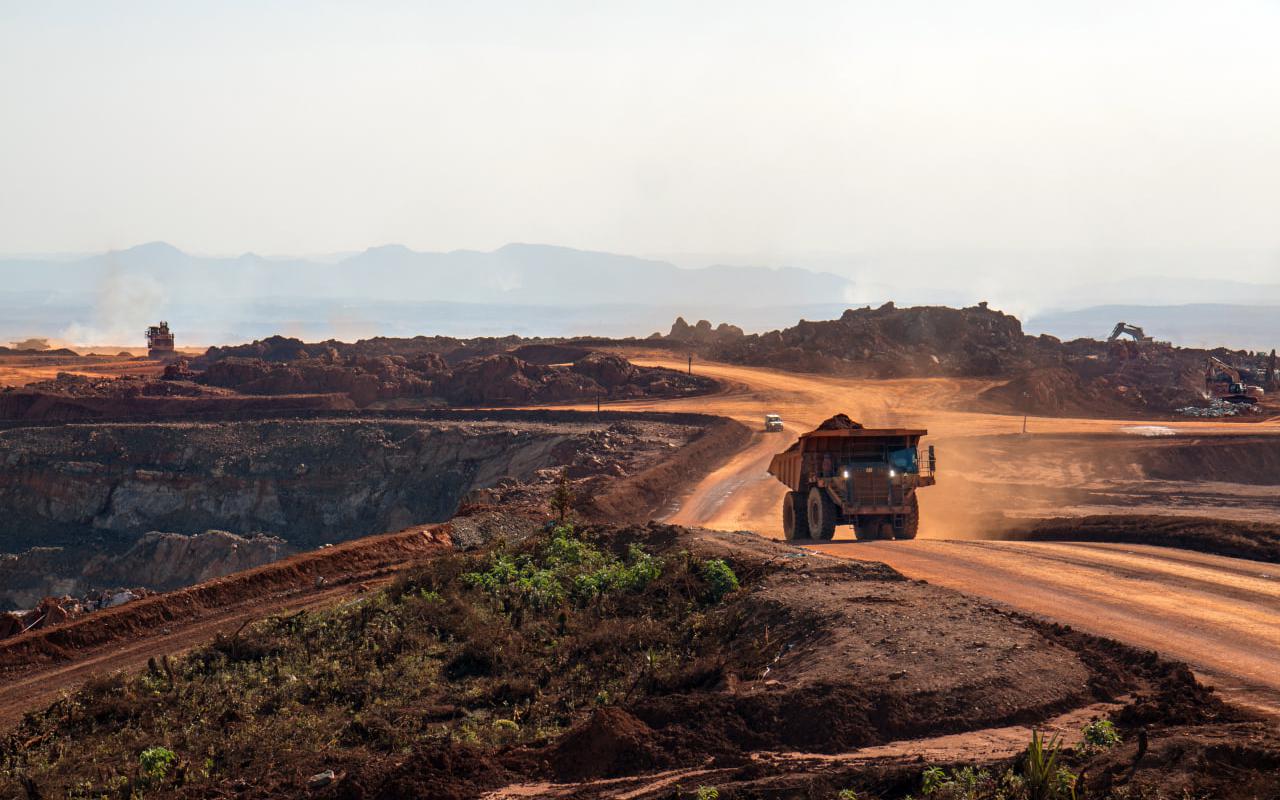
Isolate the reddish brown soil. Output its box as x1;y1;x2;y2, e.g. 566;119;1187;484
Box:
580;415;751;523
0;525;450;728
1006;514;1280;563
0;409;747;728
0;388;355;421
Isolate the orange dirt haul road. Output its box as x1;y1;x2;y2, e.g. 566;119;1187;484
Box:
570;353;1280;717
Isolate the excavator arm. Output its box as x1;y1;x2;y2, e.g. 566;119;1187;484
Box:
1108;322;1148;342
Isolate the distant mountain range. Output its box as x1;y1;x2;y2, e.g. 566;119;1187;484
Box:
0;241;853;307
0;242;855;344
1;241;1277;350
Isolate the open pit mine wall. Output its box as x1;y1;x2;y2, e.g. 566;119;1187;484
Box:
0;418;577;552
0;409;744;555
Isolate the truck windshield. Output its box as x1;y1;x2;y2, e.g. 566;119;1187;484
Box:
888;447;919;474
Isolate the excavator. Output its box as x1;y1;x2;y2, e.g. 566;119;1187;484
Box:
1108;322;1153;343
1206;356;1265;404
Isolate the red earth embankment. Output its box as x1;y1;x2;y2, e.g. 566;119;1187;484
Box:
0;525;450;675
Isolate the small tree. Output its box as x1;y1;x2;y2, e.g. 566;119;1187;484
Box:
550;470;575;523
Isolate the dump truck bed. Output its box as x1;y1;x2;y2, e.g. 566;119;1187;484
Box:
768;428;929;491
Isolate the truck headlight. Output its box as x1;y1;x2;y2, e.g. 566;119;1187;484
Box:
889;469;896;478
842;469;850;478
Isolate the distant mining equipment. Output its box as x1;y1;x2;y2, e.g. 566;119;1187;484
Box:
146;321;177;361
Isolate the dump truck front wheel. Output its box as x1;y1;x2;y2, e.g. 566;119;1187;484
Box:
896;495;920;540
806;487;838;540
782;491;807;540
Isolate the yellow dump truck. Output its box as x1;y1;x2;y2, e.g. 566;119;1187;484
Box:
768;414;936;541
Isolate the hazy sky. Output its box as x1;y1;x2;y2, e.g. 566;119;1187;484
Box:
2;1;1279;279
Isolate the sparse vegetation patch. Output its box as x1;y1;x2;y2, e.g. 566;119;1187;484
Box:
0;523;766;798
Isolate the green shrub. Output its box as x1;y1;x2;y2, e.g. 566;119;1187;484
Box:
1024;731;1075;800
1079;718;1121;753
464;525;661;608
919;763;1026;800
701;558;739;602
139;746;177;781
0;525;764;799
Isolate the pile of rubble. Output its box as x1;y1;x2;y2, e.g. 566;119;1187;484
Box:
0;588;150;641
1176;399;1262;418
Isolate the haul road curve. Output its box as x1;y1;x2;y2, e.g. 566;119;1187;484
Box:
575;353;1280;716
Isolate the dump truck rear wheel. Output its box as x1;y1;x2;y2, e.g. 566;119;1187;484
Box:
782;491;807;540
806;487;838;540
896;495;920;540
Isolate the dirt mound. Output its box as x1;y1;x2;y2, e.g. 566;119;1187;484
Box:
508;343;591;364
1139;436;1280;484
977;367;1132;416
699;302;1030;378
200;333;529;365
0;375;353;421
1078;723;1280;799
660;303;1256;416
816;412;863;430
338;741;509;800
1007;514;1280;564
547;707;664;781
195;348;713;408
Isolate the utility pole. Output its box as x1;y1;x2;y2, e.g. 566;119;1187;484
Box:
1022;415;1028;434
688;354;692;375
596;392;601;413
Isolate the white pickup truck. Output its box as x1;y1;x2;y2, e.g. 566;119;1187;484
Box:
764;414;784;432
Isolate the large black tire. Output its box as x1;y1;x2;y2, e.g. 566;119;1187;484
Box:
782;491;807;541
806;487;838;540
896;494;920;540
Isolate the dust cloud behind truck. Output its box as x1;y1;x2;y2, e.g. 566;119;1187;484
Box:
768;414;936;541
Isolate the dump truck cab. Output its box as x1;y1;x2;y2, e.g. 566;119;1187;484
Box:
764;413;784;432
768;415;936;541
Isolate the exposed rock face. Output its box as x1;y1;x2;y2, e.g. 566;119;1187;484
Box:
0;413;712;608
0;531;291;610
0;420;581;548
85;530;293;590
666;317;745;344
0;416;701;552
